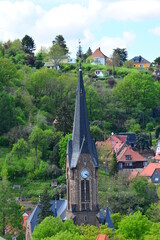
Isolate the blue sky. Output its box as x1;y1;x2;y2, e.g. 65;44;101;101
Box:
1;0;160;62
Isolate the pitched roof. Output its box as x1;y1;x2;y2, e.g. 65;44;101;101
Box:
67;66;98;169
128;170;139;181
107;135;126;154
91;48;107;58
117;146;147;162
96;234;108;240
140;163;160;177
27;200;67;233
154;153;160;160
132;56;150;63
105;207;114;229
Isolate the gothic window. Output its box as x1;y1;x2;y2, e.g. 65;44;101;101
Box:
81;180;90;211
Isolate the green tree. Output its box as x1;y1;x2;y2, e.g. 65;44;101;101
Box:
114;72;160;113
59;133;72;170
136;133;150;150
11;138;29;158
110;151;118;176
49;45;67;68
118;211;151;240
154;56;160;65
0;169;23;236
123;59;134;68
0;91;16;133
37;188;52;223
29;127;44;165
90;125;104;141
52;35;69;54
55;102;73;135
0;58;17;86
113;48;128;66
22;34;36;54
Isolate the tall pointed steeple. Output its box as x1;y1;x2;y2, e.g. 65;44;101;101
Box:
67;42;98;169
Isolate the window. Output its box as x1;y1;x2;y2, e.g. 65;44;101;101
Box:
129;162;133;166
81;180;90;211
155;178;159;182
119;163;123;169
140;64;143;68
125;155;132;160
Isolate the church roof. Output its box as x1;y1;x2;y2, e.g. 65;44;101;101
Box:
27;200;67;233
67;66;98;169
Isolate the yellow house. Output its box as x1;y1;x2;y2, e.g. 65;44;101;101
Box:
131;55;150;68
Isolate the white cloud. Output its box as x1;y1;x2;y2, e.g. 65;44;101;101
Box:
91;32;136;57
149;26;160;36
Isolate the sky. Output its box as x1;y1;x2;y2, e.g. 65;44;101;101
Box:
0;0;160;62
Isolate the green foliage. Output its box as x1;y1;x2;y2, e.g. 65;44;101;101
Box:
117;211;151;240
37;188;53;223
0;136;9;146
90;125;104;141
33;217;79;240
55;102;73;135
110;151;118;176
22;34;36;54
59;133;72;170
11;138;29;158
0;172;23;236
52;35;69;54
113;48;128;66
155;125;160;138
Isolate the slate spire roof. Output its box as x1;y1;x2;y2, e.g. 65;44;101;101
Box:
67;47;98;169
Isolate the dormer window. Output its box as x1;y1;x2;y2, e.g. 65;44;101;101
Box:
125;155;132;160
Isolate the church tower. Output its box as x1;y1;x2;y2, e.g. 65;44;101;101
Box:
66;45;99;225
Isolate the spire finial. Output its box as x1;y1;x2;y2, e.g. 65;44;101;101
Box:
78;40;82;67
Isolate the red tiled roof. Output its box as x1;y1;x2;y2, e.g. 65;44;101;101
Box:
91;48;107;58
96;141;105;148
128;170;139;181
117;146;147;162
140;163;160;177
96;234;108;240
107;135;126;154
156;168;160;175
154;153;160;160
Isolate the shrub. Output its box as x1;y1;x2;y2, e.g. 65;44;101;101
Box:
0;136;9;146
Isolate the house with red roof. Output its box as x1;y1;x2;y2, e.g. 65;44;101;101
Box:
96;233;108;240
117;146;148;170
153;152;160;162
140;163;160;183
90;47;108;65
106;134;127;155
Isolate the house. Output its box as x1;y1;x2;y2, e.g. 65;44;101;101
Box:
90;47;108;65
155;139;160;155
119;132;136;147
95;70;104;77
153;152;160;162
131;55;150;68
26;200;67;240
96;234;108;240
44;61;54;69
117;146;148;170
106;134;127;155
139;163;160;182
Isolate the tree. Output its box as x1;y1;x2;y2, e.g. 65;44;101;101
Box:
59;133;72;170
0;169;23;236
110;151;118;176
136;133;150;150
123;59;134;68
52;35;69;54
0;91;16;133
113;48;128;66
49;45;67;68
118;211;151;240
0;58;17;86
11;138;29;158
37;188;52;223
22;34;36;54
55;102;73;135
90;125;104;141
114;72;160;113
154;56;160;65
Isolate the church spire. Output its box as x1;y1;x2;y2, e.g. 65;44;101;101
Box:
67;42;98;169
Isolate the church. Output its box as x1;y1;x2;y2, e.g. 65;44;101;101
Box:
66;59;99;225
25;50;114;239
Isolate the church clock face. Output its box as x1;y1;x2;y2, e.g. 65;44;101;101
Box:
81;169;89;179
